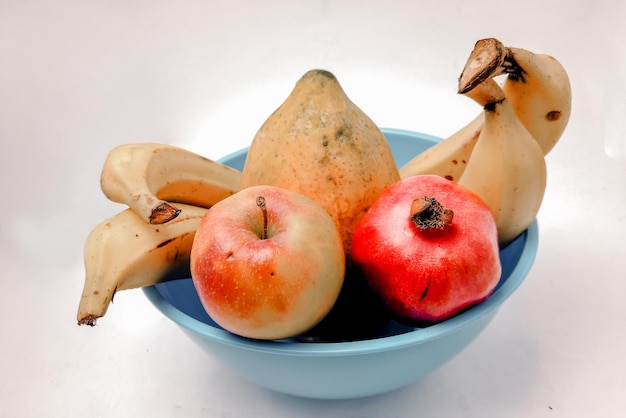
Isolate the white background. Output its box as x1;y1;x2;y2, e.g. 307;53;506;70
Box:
1;1;625;417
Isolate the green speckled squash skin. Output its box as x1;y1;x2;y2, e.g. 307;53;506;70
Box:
240;70;400;259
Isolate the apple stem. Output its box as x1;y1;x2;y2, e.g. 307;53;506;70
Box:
256;196;268;240
410;196;454;231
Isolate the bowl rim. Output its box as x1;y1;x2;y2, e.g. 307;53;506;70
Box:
143;128;539;357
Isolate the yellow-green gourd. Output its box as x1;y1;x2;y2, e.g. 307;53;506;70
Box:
240;69;400;257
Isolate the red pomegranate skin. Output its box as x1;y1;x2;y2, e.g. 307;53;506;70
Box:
350;174;501;325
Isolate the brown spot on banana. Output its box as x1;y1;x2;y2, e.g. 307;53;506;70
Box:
546;110;562;121
156;237;177;248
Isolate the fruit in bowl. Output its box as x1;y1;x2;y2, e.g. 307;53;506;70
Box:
351;174;502;326
78;37;569;399
142;129;540;399
190;184;345;340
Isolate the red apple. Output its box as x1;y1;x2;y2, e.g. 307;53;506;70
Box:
350;174;501;325
190;185;345;340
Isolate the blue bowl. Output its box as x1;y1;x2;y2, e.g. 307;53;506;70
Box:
143;128;539;399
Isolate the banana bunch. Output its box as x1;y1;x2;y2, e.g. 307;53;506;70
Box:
77;143;242;325
400;38;571;181
400;38;571;245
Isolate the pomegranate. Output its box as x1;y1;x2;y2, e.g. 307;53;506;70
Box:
350;174;501;325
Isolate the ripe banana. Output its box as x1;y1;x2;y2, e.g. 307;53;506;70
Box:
398;113;482;182
456;77;547;246
100;143;241;224
77;203;208;326
400;37;570;179
459;38;572;155
501;46;572;155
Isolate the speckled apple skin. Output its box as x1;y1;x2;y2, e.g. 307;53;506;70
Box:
190;185;345;340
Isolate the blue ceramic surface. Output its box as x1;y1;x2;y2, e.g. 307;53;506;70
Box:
143;128;539;399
